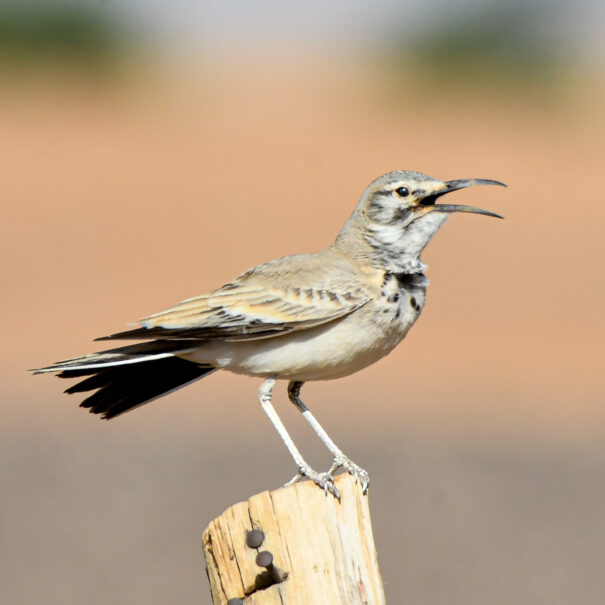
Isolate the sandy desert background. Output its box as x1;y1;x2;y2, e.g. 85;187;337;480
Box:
2;2;604;604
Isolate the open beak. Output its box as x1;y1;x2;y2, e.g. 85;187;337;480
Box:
419;178;506;219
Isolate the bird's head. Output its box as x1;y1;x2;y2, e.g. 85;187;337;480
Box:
336;170;505;274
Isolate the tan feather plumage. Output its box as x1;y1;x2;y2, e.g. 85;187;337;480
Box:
31;170;504;496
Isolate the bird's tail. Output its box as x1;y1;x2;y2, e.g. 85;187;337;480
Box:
31;341;215;419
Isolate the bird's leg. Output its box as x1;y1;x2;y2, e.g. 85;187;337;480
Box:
287;381;369;493
258;377;340;500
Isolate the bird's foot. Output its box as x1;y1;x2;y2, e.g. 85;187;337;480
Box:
329;455;370;494
284;464;341;501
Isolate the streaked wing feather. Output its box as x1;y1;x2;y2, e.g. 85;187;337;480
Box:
99;282;368;341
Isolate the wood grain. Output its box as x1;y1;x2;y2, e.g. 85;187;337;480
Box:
202;474;385;604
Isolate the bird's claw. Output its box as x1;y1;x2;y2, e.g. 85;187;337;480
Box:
284;465;341;500
329;455;370;494
283;456;368;499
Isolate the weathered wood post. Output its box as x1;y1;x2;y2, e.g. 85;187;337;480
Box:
202;474;385;604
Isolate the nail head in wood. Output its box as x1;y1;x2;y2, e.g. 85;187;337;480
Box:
255;550;273;568
246;528;265;549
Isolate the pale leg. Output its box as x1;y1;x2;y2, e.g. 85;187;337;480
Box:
287;381;369;493
258;377;340;499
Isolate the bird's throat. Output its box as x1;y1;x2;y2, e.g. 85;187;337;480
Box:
365;212;448;274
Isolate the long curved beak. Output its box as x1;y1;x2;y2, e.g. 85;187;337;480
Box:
421;178;506;219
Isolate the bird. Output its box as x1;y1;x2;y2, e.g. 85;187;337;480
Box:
32;170;504;499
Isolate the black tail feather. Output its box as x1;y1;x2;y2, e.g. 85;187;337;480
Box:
62;356;215;419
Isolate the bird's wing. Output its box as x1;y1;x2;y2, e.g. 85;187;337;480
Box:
98;278;369;342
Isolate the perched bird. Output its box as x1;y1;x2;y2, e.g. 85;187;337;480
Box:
32;170;504;499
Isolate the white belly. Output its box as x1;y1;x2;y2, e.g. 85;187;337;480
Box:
181;293;423;381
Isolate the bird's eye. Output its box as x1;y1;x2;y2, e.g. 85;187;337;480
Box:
395;186;410;197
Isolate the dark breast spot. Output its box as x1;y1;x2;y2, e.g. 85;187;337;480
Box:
395;272;426;288
410;297;421;311
387;293;400;303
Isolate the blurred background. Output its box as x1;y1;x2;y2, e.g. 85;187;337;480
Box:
2;1;604;603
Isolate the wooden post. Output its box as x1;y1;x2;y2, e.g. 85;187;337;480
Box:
202;474;385;605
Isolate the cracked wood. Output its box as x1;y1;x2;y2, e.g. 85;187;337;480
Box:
202;474;385;604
